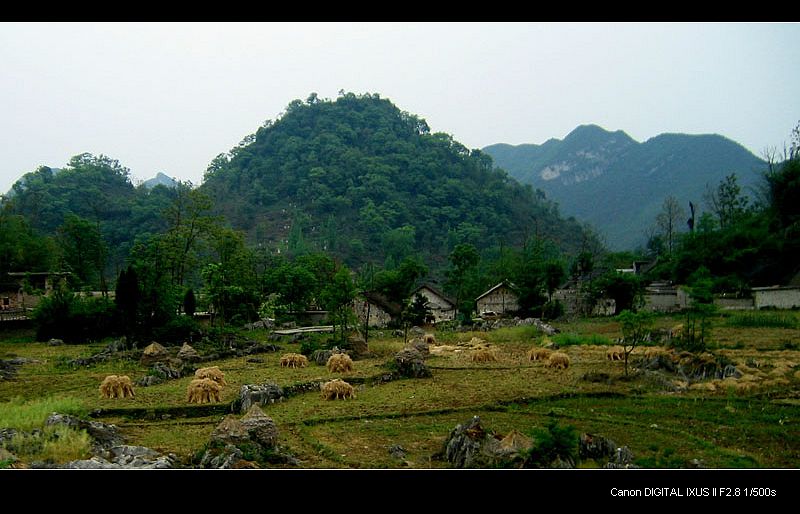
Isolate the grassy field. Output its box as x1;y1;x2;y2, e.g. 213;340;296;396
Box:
1;312;799;468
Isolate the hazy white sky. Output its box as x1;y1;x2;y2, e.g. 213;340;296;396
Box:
1;22;799;194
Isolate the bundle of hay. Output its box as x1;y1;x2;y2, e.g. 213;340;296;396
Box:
187;378;223;404
326;353;353;373
280;353;308;368
195;366;227;387
471;348;498;363
606;346;625;361
320;379;356;400
423;333;436;345
527;347;552;361
99;375;136;399
547;352;570;370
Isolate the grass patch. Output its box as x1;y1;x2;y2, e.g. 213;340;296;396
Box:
0;396;88;431
7;425;92;465
553;333;613;346
727;312;799;329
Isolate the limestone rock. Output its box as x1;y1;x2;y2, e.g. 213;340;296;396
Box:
235;382;285;413
47;338;64;346
140;342;170;366
45;413;123;451
240;405;279;449
177;343;201;362
393;348;431;378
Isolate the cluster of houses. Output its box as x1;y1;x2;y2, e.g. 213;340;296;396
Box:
3;267;800;327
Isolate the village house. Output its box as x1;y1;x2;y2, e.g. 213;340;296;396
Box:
352;291;403;328
751;286;800;310
410;284;456;323
475;280;520;317
1;271;71;312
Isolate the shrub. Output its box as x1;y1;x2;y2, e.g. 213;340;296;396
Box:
541;300;565;320
523;420;578;468
727;312;798;329
152;315;201;346
33;288;120;343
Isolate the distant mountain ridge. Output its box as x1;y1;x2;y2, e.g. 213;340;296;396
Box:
483;125;766;250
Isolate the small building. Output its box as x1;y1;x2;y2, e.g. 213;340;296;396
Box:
411;284;456;323
475;280;520;317
353;291;403;328
2;272;70;311
751;286;800;310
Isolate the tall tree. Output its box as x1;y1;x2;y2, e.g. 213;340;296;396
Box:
704;173;750;230
655;195;685;256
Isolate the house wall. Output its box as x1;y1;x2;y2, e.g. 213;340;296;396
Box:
352;300;393;328
416;288;456;322
754;288;800;309
476;288;519;315
643;292;681;313
714;297;755;310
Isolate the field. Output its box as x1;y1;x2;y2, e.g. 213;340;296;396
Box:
1;312;799;469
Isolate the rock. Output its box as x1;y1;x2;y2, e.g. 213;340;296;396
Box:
136;375;163;387
348;332;370;358
499;430;533;454
579;433;619;462
47;338;64;346
45;413;123;452
200;443;244;469
388;444;407;460
151;361;183;380
443;416;513;468
406;339;430;357
247;358;263;363
240;405;279;449
310;349;335;366
235;382;285;413
67;445;177;469
103;339;126;353
0;428;18;445
393;348;431;378
140;342;170;366
579;432;635;467
177;343;201;362
409;326;425;337
211;416;251;447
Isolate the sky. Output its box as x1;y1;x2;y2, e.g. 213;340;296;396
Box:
1;22;799;194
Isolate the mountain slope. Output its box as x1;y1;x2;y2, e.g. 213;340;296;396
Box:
201;93;599;270
484;125;766;250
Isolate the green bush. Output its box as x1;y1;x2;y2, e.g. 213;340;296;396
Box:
33;289;119;343
523;420;578;468
152;315;202;346
553;333;612;346
541;300;565;321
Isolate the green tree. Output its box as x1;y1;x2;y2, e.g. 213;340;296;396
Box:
183;288;196;318
321;266;357;344
656;195;685;256
114;265;140;347
704;173;751;230
445;243;480;320
57;214;107;289
616;309;654;375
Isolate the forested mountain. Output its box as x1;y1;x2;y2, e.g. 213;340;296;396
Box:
1;154;180;283
484;125;766;250
200;92;599;270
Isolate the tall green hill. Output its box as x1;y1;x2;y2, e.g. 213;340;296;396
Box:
200;93;599;270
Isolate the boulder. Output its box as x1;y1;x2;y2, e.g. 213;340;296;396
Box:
579;433;618;462
200;443;244;469
310;348;336;366
67;445;177;469
239;405;279;449
177;343;201;362
409;326;425;337
235;382;285;413
348;332;370;358
45;413;123;452
443;416;505;468
140;342;170;366
406;339;430;357
393;348;431;378
47;338;64;346
211;416;251;447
